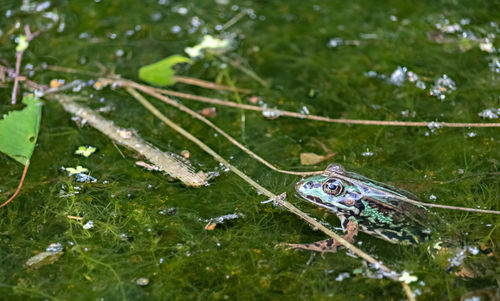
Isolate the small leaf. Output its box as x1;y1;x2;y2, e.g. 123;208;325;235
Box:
398;271;418;284
0;94;42;165
16;35;29;52
66;166;88;175
75;146;96;157
185;35;230;58
138;55;192;86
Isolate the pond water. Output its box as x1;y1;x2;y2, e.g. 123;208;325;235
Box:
0;0;499;300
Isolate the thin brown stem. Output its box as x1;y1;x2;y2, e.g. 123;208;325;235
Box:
152;86;500;128
173;75;250;93
45;65;103;77
11;25;39;104
11;52;23;104
0;164;29;209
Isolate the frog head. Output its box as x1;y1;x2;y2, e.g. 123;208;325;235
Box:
295;173;362;215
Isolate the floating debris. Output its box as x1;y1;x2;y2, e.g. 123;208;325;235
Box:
361;151;373;157
199;107;217;118
205;223;217;230
82;220;94;230
136;277;150;286
63;165;97;183
204;212;245;230
46;243;63;252
248;96;259;104
400;110;415;118
488;58;500;74
399;271;418;284
210;212;244;224
25;243;64;269
427;121;441;131
300;152;334;165
478;108;500;119
365;70;378;78
335;272;350;281
468;246;479;255
327;37;360;48
262;107;282;119
49;79;64;88
436;22;462;34
446;246;480;272
180;150;190;159
389;66;407;86
300;106;310;115
327;38;343;48
185;35;230;58
415;80;426;90
375;66;426;90
118;129;132;139
350;261;399;280
479;38;495;53
429;74;456;100
430;17;500;54
75;145;96;157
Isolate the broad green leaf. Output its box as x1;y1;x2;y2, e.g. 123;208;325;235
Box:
0;94;42;165
138;55;192;86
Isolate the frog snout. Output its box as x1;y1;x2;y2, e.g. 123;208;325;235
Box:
295;179;305;193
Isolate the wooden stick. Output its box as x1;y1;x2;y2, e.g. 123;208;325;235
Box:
47;94;207;187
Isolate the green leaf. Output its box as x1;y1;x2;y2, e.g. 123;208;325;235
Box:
75;146;96;157
0;94;42;165
16;35;29;52
138;55;192;86
65;166;88;175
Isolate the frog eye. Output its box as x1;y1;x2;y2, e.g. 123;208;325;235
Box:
322;179;344;196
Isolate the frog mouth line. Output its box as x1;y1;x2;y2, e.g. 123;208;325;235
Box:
297;193;338;212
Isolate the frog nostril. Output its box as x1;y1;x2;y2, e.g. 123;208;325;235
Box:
304;181;314;189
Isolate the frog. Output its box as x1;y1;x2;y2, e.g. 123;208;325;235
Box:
287;163;432;252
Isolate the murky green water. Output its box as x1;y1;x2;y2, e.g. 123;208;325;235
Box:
0;0;499;300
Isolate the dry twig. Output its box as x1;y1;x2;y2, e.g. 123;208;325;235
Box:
11;25;40;104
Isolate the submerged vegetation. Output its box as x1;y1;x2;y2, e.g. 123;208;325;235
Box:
0;1;499;300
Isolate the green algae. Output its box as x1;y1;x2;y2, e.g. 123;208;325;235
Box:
0;1;499;300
